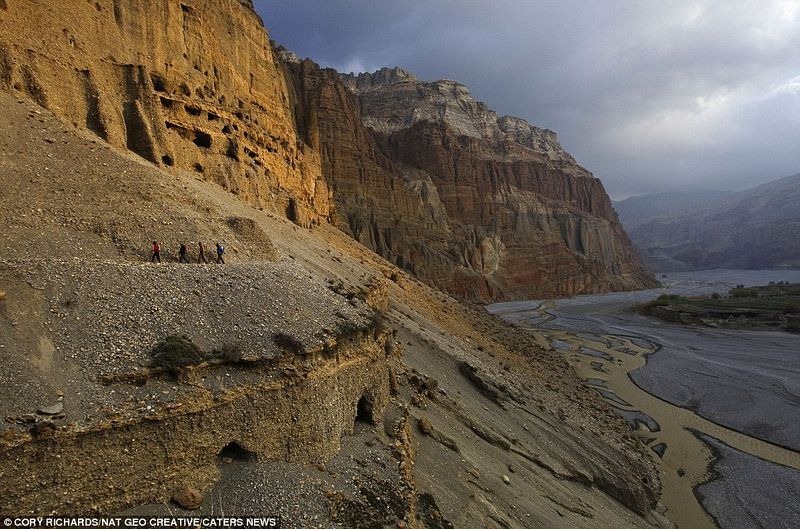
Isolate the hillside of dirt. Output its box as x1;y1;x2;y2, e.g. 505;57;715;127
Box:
0;88;671;527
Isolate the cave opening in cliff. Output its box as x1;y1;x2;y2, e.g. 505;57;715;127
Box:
149;73;166;93
218;441;255;462
356;394;374;424
193;131;212;149
161;155;174;167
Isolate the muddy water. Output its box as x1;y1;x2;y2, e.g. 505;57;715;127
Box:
489;270;800;529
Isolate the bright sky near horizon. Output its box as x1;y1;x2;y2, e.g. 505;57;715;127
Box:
256;1;800;199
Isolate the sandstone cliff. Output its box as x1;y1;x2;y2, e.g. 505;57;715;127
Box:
0;2;672;526
0;0;653;301
0;0;330;226
285;62;655;300
0;92;667;527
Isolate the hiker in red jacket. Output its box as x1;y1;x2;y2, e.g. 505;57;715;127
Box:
151;241;161;263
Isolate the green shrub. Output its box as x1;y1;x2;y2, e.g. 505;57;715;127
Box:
711;292;721;299
150;335;209;368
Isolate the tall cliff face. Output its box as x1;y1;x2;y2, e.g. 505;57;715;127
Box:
0;0;652;301
0;0;330;226
286;63;654;300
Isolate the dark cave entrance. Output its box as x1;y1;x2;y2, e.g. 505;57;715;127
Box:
356;394;374;425
218;441;255;462
193;131;212;148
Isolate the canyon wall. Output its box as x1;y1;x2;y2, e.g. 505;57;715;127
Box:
284;60;655;300
0;0;330;226
0;0;653;301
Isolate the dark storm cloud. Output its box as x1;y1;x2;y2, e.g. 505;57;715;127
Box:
256;1;800;198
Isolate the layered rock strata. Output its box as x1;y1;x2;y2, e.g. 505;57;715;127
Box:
0;259;392;515
285;61;655;300
0;91;668;527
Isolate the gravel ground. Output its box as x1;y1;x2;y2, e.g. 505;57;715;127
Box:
696;434;800;529
0;257;373;425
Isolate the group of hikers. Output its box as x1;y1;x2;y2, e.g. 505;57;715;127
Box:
150;240;225;264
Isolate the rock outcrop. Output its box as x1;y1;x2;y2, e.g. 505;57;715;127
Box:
285;62;655;300
0;19;670;526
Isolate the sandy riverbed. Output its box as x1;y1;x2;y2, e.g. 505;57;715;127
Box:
490;269;800;529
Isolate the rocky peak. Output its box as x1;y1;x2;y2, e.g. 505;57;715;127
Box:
341;67;573;163
273;43;301;64
340;67;418;92
497;115;564;157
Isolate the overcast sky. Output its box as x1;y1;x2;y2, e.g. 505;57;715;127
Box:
256;1;800;199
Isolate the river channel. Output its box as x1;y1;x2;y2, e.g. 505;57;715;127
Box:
489;270;800;529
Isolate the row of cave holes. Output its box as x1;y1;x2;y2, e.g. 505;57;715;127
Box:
160;96;250;130
161;128;267;168
160;99;254;165
152;71;245;109
214;395;374;463
163;101;244;137
151;69;266;115
158;93;276;163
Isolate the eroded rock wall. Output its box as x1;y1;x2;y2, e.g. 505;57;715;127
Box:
286;61;654;300
380;120;653;298
0;0;653;299
0;334;391;515
281;58;462;284
0;0;330;225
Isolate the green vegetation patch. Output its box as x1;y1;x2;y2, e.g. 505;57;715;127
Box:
638;282;800;331
150;334;212;369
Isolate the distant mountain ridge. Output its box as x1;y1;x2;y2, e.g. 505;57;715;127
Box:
613;190;734;230
627;174;800;271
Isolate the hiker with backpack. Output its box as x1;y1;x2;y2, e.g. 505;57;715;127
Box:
151;241;161;263
216;242;225;264
179;242;190;263
198;241;208;263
